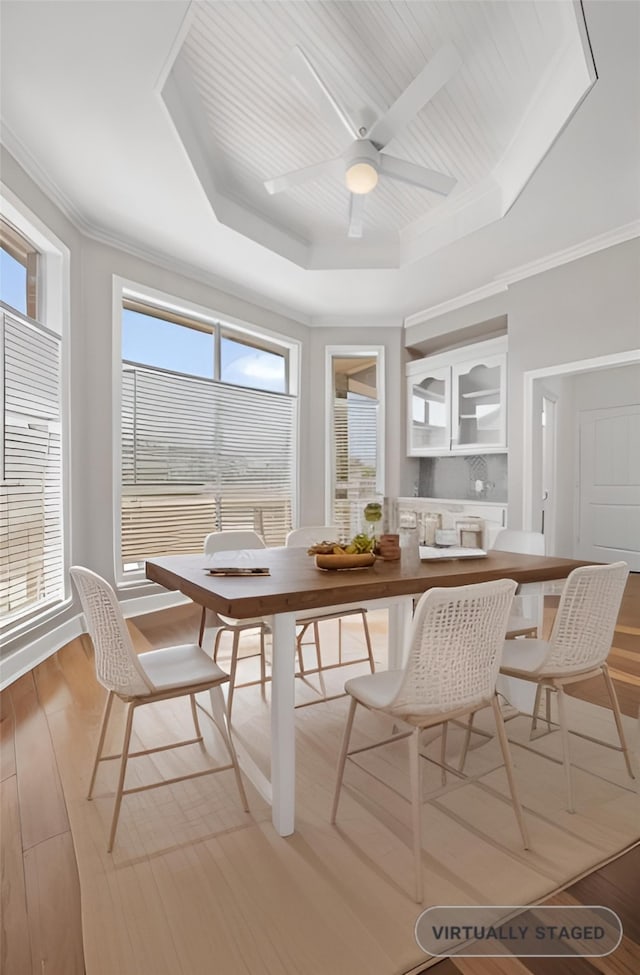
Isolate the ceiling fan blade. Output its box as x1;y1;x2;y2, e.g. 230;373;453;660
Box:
347;193;366;238
379;154;456;196
264;157;342;195
286;46;359;142
367;44;461;147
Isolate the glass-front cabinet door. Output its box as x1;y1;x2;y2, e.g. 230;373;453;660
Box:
408;365;451;454
451;353;507;450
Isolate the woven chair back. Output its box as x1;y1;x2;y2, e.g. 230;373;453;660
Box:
285;526;341;548
543;561;629;675
204;530;266;554
389;578;517;717
70;566;152;697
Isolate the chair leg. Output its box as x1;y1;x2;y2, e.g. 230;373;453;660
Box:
531;684;543;734
440;721;448;786
296;624;309;675
190;693;203;740
458;711;474;772
209;684;250;813
88;690;114;800
107;701;136;853
331;696;358;823
545;687;552;730
312;620;323;672
198;606;207;647
213;627;225;664
601;664;635;779
226;631;241;724
259;627;267;688
491;696;530;850
556;684;574;813
361;611;376;674
409;727;424;903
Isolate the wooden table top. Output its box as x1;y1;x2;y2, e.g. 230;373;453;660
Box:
145;548;588;620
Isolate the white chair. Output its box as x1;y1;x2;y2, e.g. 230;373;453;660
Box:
331;578;528;902
499;561;634;812
200;530;270;722
70;566;248;852
285;526;376;697
492;529;546;638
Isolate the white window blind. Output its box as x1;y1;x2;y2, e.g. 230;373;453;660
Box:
1;309;63;629
333;393;379;537
121;364;296;565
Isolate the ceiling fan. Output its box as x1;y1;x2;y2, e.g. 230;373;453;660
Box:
264;44;461;239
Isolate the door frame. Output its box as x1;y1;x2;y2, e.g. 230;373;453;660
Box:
522;348;640;535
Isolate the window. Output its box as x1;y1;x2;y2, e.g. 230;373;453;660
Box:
1;216;66;634
0;218;37;318
327;348;385;537
119;290;297;575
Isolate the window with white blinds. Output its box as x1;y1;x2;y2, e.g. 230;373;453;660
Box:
120;303;297;571
328;349;384;538
1;310;64;630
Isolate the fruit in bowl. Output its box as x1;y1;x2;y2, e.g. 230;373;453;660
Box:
308;532;377;569
307;532;375;556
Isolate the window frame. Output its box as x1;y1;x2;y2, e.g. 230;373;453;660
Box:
0;186;71;641
324;345;386;529
113;277;300;586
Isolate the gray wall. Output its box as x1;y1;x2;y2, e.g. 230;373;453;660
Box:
405;237;640;537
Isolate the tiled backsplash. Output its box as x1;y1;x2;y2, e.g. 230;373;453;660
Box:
418;454;508;502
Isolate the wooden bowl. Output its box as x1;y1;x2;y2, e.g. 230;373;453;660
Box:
315;553;376;571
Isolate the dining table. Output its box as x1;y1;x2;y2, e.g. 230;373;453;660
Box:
145;546;589;837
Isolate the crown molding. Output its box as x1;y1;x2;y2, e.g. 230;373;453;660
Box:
1;129;311;327
404;220;640;328
404;282;508;329
1;124;95;235
308;314;403;329
495;221;640;285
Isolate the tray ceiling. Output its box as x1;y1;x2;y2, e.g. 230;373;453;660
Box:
164;0;596;268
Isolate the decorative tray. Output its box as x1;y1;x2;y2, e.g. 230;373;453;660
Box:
419;546;487;561
315;553;376;571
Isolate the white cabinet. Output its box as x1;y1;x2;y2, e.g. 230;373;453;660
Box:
407;337;507;455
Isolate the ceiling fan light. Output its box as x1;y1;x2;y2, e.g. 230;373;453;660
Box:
345;161;378;194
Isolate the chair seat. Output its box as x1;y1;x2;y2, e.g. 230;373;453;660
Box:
500;639;550;676
506;613;538;635
218;614;270;630
139;644;229;692
345;669;404;709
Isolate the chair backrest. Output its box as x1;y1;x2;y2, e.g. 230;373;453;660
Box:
70;566;152;697
203;530;266;555
492;529;545;556
389;578;517;717
285;526;341;548
542;561;629;674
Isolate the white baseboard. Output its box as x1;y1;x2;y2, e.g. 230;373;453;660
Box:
119;591;190;618
0;614;85;690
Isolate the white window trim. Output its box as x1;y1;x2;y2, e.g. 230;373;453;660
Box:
112;275;300;587
0;184;71;640
324;344;386;527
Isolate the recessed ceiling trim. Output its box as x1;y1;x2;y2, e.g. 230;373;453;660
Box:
162;0;599;271
404;282;509;329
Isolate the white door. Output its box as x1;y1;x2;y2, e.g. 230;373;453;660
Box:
577;405;640;570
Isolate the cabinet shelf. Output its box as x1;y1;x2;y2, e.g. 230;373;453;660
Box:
406;338;507;456
460;387;500;399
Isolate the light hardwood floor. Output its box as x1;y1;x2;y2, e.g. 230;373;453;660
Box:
1;577;638;975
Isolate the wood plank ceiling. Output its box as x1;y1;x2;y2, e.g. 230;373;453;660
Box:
177;0;569;240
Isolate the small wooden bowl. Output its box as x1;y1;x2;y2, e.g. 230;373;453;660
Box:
315;553;376;571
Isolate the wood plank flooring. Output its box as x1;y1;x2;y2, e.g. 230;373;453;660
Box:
1;575;638;975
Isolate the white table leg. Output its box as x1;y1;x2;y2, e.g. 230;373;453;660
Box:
270;611;297;836
387;596;414;670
